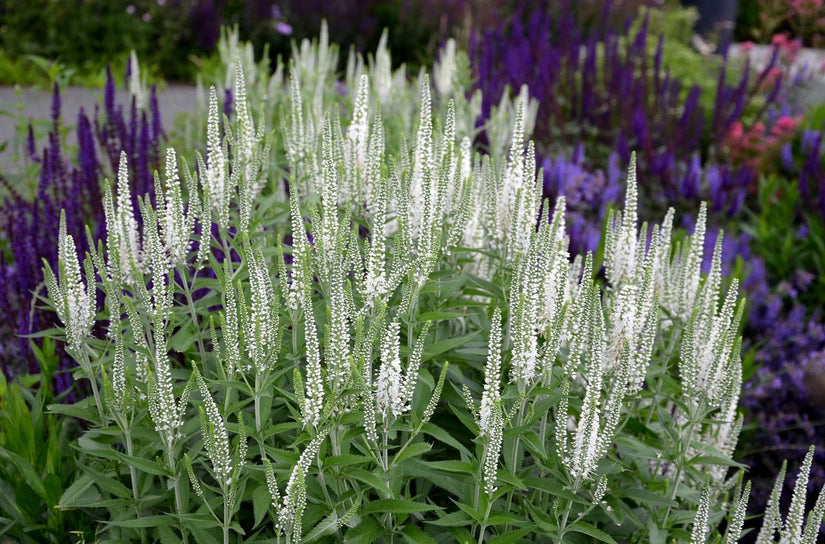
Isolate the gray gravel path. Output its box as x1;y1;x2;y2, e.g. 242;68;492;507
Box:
0;84;199;176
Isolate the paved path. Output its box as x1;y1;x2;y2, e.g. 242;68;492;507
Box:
0;84;199;176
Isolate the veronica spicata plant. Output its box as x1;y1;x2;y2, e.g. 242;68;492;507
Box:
35;32;825;544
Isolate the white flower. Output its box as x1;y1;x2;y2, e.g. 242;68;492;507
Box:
243;246;278;374
160;148;191;265
604;152;639;289
434;39;457;98
196;369;232;488
690;484;711;544
376;321;405;422
43;212;96;354
479;308;503;436
205;86;229;227
115;152;144;282
147;341;182;449
482;403;504;496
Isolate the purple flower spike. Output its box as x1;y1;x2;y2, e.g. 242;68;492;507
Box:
223;87;234;118
26;123;39;163
51;82;61;129
150;84;163;145
105;65;116;122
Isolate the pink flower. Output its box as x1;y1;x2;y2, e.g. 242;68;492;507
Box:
771;33;788;46
728;121;744;141
741;41;755;52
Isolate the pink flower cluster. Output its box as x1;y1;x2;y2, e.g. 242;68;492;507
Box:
724;115;801;173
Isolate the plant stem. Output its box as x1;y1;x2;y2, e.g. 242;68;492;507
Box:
661;400;700;528
166;448;187;542
179;267;207;368
477;499;493;544
557;478;582;540
123;424;147;543
223;499;230;544
78;345;103;417
124;427;140;503
254;373;262;434
503;399;525;531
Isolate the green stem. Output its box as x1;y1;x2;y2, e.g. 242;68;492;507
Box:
661;401;700;528
179;267;207;368
77;345;103;417
503;400;525;531
254;373;262;435
124;428;140;503
166;448;187;542
223;498;231;544
477;499;493;544
557;478;582;540
123;424;147;544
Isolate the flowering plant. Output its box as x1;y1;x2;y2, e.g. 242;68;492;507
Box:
24;34;825;543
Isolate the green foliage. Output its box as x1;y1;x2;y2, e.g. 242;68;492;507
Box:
6;30;823;544
0;339;89;542
743;175;825;313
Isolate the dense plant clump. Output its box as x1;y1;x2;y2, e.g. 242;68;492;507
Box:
469;0;825;513
12;31;824;542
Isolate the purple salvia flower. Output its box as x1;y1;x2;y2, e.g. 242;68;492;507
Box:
223;87;233;118
105;65;116;124
781;142;795;172
150;84;163;145
138;111;151;199
77;108;101;207
679;153;701;201
26;123;39;163
51;82;61;133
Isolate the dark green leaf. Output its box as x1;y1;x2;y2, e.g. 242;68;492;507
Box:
568;521;618;543
361;499;439;515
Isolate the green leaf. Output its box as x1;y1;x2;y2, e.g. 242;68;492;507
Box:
302;511;339;542
392;442;431;465
495;469;527;491
488;528;532;543
344;518;383;543
345;467;392;496
568;521;618;543
252;484;271;529
57;474;98;509
421;422;472;459
422;332;481;362
323;454;368;467
42;473;63;507
523;477;586;505
14;481;41;522
0;449;47;502
616;487;677;508
159;526;180;544
77;464;133;500
113;450;168;476
361;499;439;515
401;524;437;543
108;515;177;528
422;460;476;474
428;511;473;527
47;400;100;423
417;311;466;321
